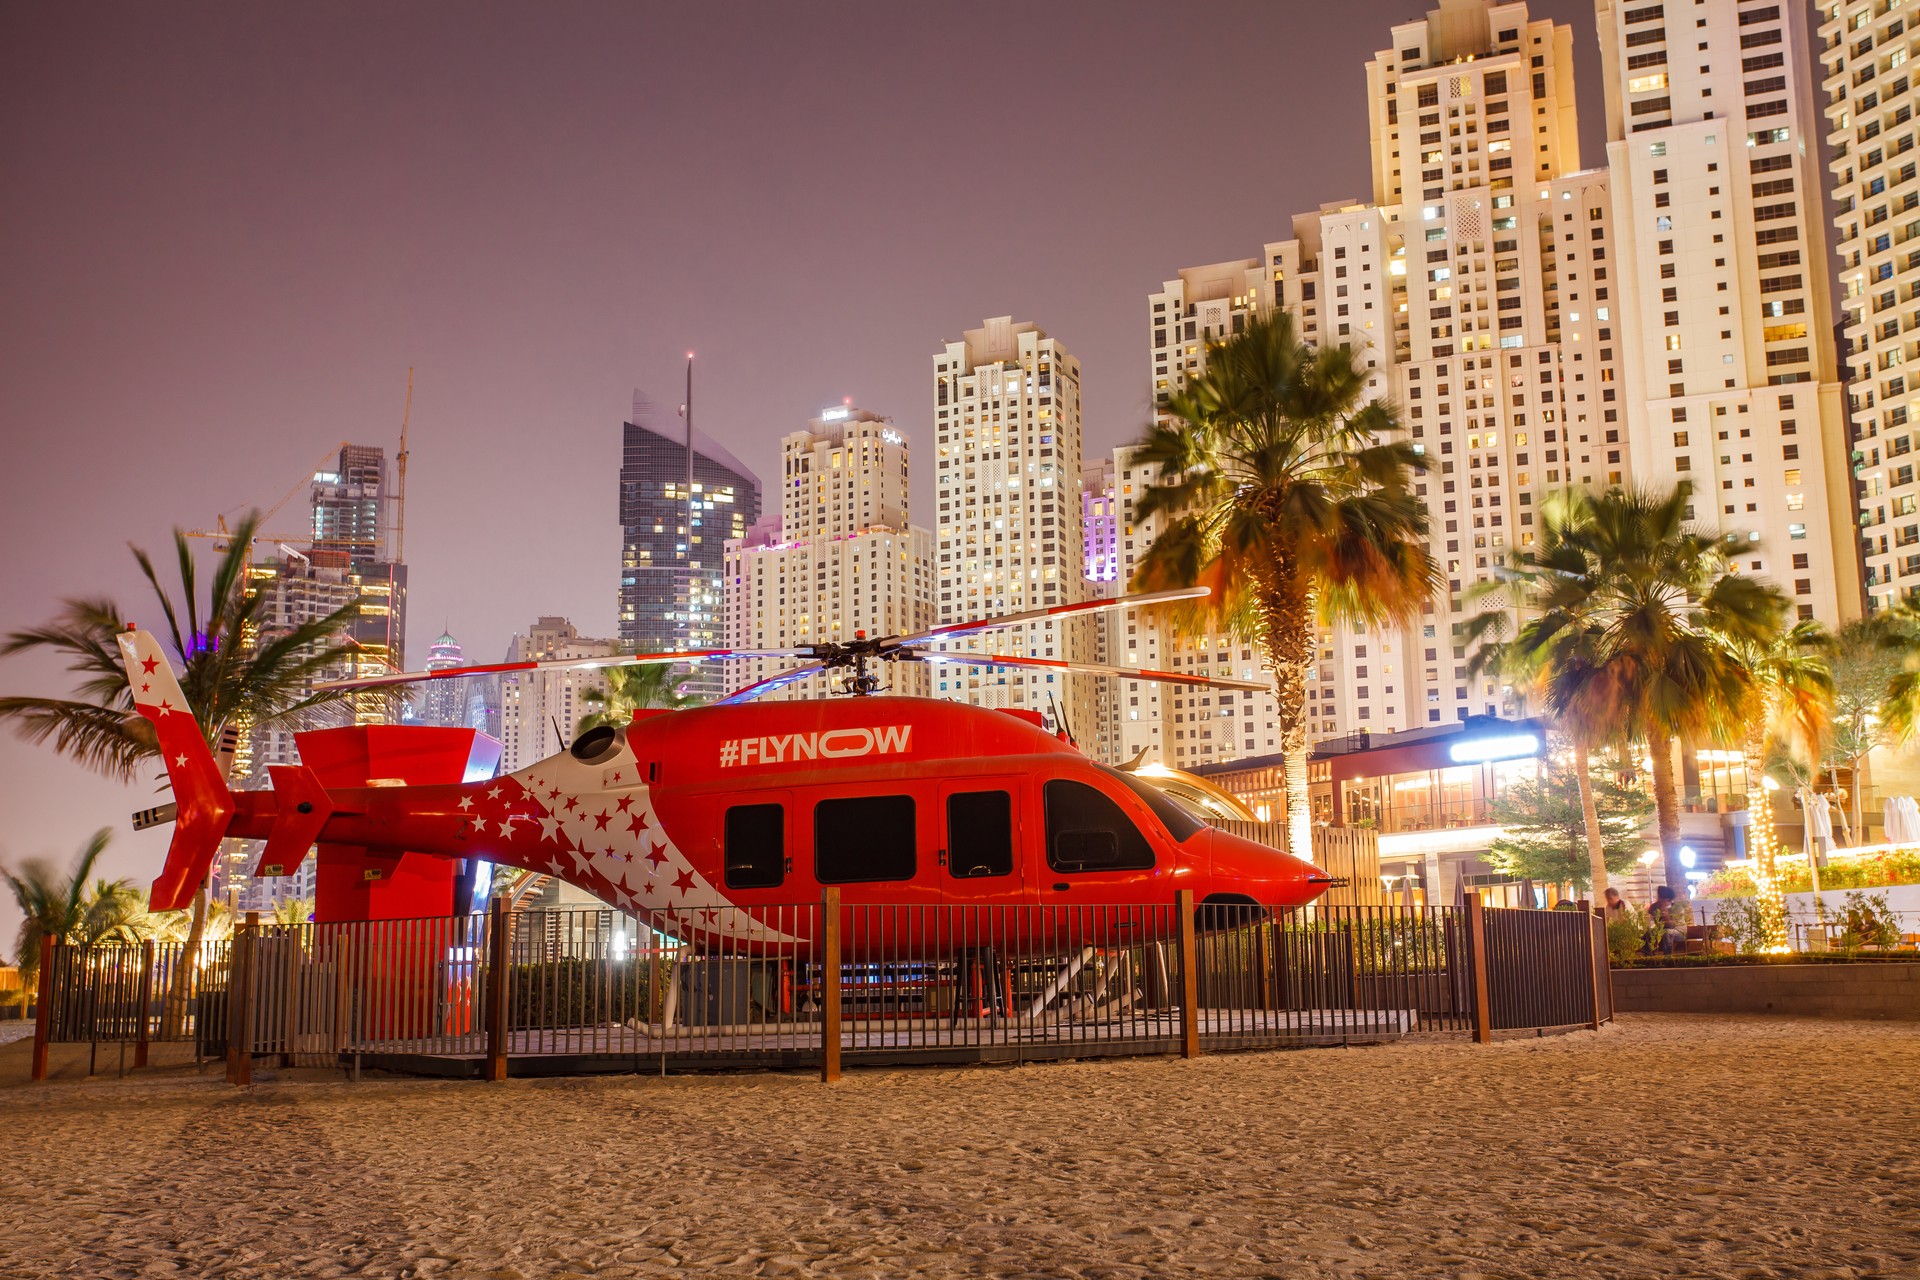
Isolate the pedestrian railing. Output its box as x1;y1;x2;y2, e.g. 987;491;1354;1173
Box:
30;895;1610;1083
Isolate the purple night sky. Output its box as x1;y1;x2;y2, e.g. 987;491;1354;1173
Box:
0;2;1605;935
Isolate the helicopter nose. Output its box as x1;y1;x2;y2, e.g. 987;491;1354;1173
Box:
1204;828;1333;913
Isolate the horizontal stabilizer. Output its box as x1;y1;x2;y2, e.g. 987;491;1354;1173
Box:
254;765;336;877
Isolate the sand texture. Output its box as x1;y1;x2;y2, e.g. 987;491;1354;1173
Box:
2;1014;1917;1278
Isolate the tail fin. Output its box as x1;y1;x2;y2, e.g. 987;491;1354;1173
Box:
117;630;234;911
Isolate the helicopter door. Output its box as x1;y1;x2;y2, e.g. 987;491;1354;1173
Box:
937;780;1030;907
1040;775;1161;911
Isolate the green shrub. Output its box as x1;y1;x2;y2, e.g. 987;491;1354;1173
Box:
1607;907;1647;967
1709;896;1783;955
1834;891;1902;956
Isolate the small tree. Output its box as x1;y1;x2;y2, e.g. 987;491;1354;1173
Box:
1486;753;1653;892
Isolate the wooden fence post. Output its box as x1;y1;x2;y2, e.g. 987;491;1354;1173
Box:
1176;888;1200;1059
821;888;842;1083
30;936;53;1082
485;898;510;1082
227;912;257;1086
1466;895;1492;1045
134;939;155;1069
1589;913;1606;1031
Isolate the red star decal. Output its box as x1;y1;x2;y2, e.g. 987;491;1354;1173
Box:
140;655;159;674
563;797;578;812
546;786;560;800
645;844;668;869
616;796;633;812
672;868;696;896
626;812;649;835
593;810;612;830
156;699;174;717
621;850;634;862
139;682;150;693
699;909;717;924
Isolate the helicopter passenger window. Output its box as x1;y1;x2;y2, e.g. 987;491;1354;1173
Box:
946;790;1013;878
724;804;785;889
814;795;916;883
1044;779;1155;873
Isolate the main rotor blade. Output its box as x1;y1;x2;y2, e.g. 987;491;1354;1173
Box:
715;662;830;705
315;647;808;692
914;648;1268;692
890;586;1211;647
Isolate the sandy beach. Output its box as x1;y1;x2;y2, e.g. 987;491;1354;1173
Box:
2;1014;1916;1279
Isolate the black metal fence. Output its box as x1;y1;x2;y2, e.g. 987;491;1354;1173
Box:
30;896;1609;1082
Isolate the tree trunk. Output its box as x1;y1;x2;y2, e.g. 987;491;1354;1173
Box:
1572;740;1608;899
1254;568;1317;864
160;882;208;1039
1743;735;1789;950
1646;729;1687;897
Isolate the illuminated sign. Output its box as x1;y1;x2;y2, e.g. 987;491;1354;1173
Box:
881;429;902;445
1447;732;1540;764
821;406;850;421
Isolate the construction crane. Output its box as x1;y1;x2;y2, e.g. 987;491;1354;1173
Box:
181;440;359;560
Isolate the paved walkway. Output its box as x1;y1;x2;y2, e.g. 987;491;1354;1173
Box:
2;1014;1916;1278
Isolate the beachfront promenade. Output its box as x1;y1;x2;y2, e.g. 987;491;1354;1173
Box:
2;1015;1915;1278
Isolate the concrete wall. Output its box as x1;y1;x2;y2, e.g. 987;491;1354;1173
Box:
1613;964;1920;1020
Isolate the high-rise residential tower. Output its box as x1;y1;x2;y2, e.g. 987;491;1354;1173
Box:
419;631;466;727
1601;0;1861;625
722;405;936;699
617;391;761;697
497;616;617;774
1819;0;1918;614
1141;0;1620;770
932;318;1097;738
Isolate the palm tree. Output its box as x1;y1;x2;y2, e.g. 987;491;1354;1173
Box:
1467;578;1620;903
0;512;363;1024
1724;616;1832;948
79;878;154;946
1130;311;1437;857
1469;483;1778;895
1874;601;1920;754
2;828;112;977
575;661;699;737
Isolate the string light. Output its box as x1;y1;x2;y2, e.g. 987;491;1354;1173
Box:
1750;775;1790;952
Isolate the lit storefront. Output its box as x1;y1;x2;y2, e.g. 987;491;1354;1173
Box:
1192;717;1550;908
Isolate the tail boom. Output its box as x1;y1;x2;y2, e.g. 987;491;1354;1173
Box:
118;630;235;911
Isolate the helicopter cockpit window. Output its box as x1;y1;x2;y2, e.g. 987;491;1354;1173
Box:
1044;779;1155;873
724;804;785;890
1103;766;1206;842
946;790;1013;878
814;795;916;884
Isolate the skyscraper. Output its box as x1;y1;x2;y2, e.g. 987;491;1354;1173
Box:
1601;0;1861;624
1141;0;1624;768
932;317;1097;739
497;616;617;773
1818;0;1911;614
722;405;936;699
419;630;466;727
617;391;761;698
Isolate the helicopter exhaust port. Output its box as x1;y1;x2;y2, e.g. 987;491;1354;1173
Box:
570;725;627;765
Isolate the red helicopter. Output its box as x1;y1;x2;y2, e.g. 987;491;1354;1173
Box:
120;587;1333;951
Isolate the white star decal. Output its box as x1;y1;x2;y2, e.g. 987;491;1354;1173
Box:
174;754;187;767
458;795;474;810
495;817;515;836
487;785;503;800
539;817;561;842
